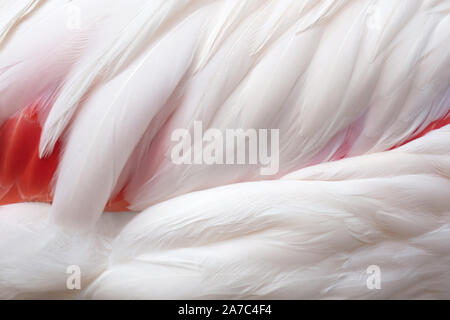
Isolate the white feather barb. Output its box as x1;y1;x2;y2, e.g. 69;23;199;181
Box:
0;0;42;45
38;0;192;157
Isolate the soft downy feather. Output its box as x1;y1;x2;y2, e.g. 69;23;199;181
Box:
0;125;449;299
0;203;136;299
83;127;450;299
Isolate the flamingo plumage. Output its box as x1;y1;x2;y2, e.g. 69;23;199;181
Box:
0;0;449;299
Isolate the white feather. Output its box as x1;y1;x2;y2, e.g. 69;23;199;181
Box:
0;0;449;299
50;4;214;230
0;0;42;45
